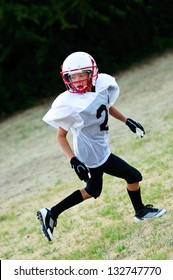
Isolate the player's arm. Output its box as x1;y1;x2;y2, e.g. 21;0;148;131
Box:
57;127;91;182
109;106;127;123
109;106;145;137
57;127;75;160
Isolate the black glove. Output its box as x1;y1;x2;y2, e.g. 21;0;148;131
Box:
70;157;91;182
126;118;145;137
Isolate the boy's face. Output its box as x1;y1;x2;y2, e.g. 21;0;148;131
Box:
70;72;90;93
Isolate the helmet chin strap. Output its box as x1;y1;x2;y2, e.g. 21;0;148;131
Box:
77;84;87;90
76;83;93;93
69;79;92;94
75;85;88;94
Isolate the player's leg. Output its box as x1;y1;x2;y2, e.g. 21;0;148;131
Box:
37;167;103;241
102;153;166;222
37;189;86;241
84;166;103;199
102;153;143;211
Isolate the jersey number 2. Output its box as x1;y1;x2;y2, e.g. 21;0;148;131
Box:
96;104;109;131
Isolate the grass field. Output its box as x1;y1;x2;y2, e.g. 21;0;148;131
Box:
0;51;173;260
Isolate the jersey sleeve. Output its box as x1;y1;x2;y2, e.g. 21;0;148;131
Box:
96;73;120;107
42;95;83;131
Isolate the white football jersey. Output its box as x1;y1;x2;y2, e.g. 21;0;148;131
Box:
43;73;120;168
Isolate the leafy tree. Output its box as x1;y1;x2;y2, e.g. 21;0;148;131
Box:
0;0;173;116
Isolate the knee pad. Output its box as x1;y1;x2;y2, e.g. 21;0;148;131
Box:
127;169;143;184
137;171;143;182
84;185;102;199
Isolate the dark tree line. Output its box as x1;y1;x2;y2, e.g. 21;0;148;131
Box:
1;0;173;116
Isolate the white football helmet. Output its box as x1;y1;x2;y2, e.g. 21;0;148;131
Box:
60;51;98;94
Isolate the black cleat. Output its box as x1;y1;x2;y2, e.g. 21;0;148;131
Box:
134;204;166;223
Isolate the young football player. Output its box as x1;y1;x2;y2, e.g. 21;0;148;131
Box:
37;51;166;241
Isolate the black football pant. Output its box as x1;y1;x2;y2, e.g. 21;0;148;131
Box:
85;153;142;199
